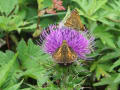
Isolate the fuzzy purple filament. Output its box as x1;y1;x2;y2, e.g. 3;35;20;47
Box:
42;25;94;60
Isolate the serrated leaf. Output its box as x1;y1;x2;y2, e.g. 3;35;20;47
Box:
0;15;25;32
114;73;120;83
17;39;51;79
117;37;120;48
98;0;120;26
37;74;49;87
0;50;14;67
98;50;120;62
96;65;110;80
94;74;118;86
0;16;11;31
106;83;118;90
109;58;120;72
72;0;107;20
37;0;44;10
94;73;119;90
93;25;116;48
90;62;97;72
0;0;18;15
0;53;18;87
4;80;23;90
43;0;53;9
37;0;52;10
0;38;6;48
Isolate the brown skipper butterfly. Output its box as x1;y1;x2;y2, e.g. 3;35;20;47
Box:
52;40;78;65
64;9;86;31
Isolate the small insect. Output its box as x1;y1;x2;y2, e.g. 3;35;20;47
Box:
64;9;86;31
52;40;78;65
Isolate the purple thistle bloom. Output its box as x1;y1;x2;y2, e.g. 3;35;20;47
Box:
41;25;95;60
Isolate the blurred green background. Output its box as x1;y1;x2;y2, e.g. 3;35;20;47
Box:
0;0;120;90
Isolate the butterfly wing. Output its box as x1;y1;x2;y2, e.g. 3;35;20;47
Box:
64;9;85;31
52;40;78;65
52;47;63;63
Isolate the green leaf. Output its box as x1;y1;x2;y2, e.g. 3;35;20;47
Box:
98;0;120;26
0;39;6;48
0;15;25;32
94;73;119;90
0;50;14;68
37;0;52;10
0;51;21;89
98;50;120;62
72;0;108;20
106;83;118;90
0;0;18;15
37;0;44;10
0;52;18;87
109;58;120;72
94;74;118;86
37;74;49;87
43;0;53;9
0;16;11;31
17;39;51;79
4;80;23;90
93;25;116;48
114;73;120;83
117;36;120;48
95;64;110;80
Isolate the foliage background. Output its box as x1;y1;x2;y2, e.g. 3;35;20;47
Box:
0;0;120;90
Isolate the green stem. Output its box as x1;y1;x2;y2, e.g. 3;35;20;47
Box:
27;12;66;21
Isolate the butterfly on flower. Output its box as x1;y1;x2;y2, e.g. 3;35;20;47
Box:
52;40;78;65
39;9;94;66
63;9;87;31
39;9;86;45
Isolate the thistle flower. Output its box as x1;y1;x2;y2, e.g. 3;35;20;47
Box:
40;25;95;60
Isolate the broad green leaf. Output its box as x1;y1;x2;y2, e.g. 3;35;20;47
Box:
106;84;118;90
4;80;23;90
0;16;11;31
0;53;18;87
109;58;120;72
95;65;110;80
37;0;44;10
37;74;49;87
37;0;52;10
114;73;120;83
0;51;21;89
94;74;118;86
17;39;50;69
17;39;52;80
73;0;120;26
98;50;120;62
0;15;24;32
93;25;116;48
117;37;120;48
98;0;120;26
0;50;14;67
72;0;107;20
42;0;53;9
0;39;6;48
94;73;119;90
0;0;18;15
